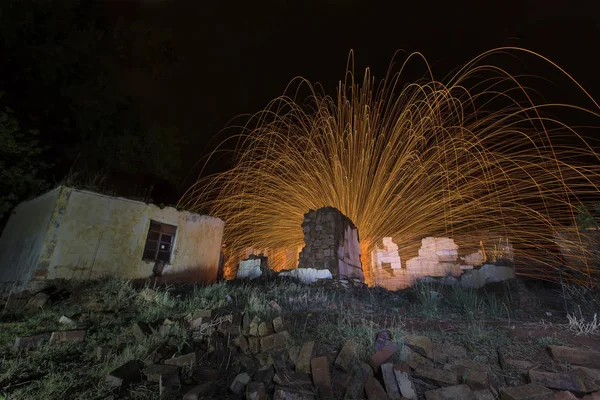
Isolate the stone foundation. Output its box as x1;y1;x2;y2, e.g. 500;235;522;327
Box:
298;207;364;281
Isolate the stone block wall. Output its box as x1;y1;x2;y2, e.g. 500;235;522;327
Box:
298;207;364;281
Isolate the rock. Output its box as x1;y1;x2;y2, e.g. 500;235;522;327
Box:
549;346;600;369
242;313;251;335
296;342;315;374
237;335;250;353
260;331;290;352
192;366;220;382
25;292;49;310
365;376;390;399
249;316;260;336
159;371;181;397
255;365;275;384
311;356;334;399
332;371;352;397
142;364;180;382
501;358;536;371
414;365;459;386
500;383;555;400
238;354;260;375
403;335;433;359
249;337;260;354
425;384;476;400
345;363;374;400
5;297;27;310
59;315;75;325
380;363;401;400
554;392;579;400
582;392;600;400
445;359;491;374
375;331;393;352
460;264;516;289
273;387;316;399
394;368;417;400
50;329;86;343
231;373;251;395
473;389;495;400
278;268;333;284
573;366;600;382
246;381;266;400
164;352;197;367
401;344;434;369
132;321;153;341
528;370;599;395
183;382;216;400
219;320;241;336
12;333;50;352
436;342;467;359
138;287;157;301
369;342;399;372
273;317;285;333
335;340;359;372
462;369;489;390
106;360;144;388
273;371;313;391
258;322;270;337
270;300;282;313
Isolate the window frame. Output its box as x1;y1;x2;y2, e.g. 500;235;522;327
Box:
142;220;177;263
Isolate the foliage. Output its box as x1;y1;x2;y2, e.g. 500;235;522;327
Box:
0;1;185;202
576;204;599;231
0;98;49;220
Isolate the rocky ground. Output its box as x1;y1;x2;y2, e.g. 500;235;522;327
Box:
0;276;599;399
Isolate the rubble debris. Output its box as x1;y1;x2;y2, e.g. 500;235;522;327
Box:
499;383;554;400
335;340;359;372
50;329;86;343
106;360;144;388
231;372;251;394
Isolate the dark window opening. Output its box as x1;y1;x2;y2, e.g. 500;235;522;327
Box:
143;220;177;263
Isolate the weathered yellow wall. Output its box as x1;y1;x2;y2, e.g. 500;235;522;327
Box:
45;188;224;283
0;187;62;294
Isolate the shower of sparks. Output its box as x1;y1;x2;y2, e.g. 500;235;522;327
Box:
180;48;600;286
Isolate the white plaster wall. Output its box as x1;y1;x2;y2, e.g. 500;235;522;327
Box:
45;188;224;283
0;187;62;293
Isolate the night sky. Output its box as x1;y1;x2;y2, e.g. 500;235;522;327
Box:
3;0;600;206
111;0;600;162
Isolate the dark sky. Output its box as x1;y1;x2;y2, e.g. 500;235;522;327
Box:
102;0;600;175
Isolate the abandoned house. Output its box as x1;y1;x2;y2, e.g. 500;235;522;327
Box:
0;186;224;295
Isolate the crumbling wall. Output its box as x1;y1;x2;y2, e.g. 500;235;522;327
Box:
298;207;364;281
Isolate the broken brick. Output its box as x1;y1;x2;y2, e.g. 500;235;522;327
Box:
424;384;475;400
364;376;390;400
335;340;359;372
183;382;216;400
311;356;334;399
528;370;599;395
12;333;50;352
106;360;144;388
164;352;197;367
255;365;275;384
230;372;251;394
132;321;152;341
395;368;417;400
414;365;458;386
247;381;266;400
142;364;179;383
273;316;285;333
49;329;86;343
549;346;600;369
369;342;399;372
500;383;555;400
380;363;402;400
295;342;315;374
345;363;374;400
260;331;290;352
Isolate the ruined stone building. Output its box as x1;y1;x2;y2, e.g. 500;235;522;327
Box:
0;186;224;295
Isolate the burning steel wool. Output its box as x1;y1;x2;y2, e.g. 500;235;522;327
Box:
180;48;600;286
